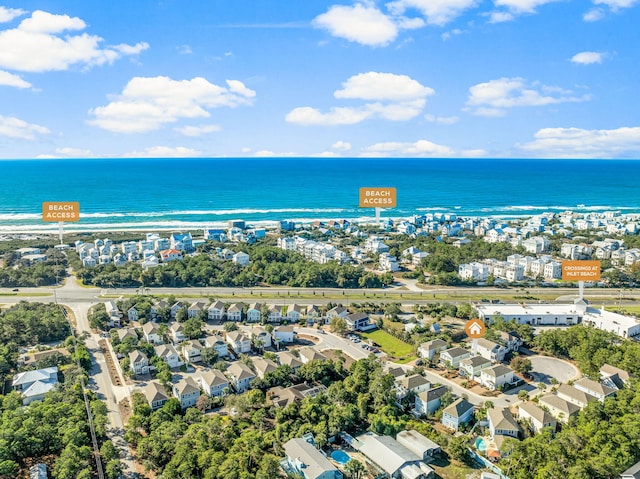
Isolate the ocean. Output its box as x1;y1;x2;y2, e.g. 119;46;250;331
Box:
0;158;639;233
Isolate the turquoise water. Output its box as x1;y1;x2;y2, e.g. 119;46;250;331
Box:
0;158;639;232
330;449;351;465
476;437;487;451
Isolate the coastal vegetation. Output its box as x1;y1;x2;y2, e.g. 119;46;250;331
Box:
0;248;67;287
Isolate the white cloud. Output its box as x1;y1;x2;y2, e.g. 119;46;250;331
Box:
127;146;202;158
425;113;459;124
0;10;148;72
287;71;433;125
178;44;193;54
583;8;605;20
520;126;640;158
286;106;372;126
0;70;31;88
487;11;515;22
460;149;488;157
0;7;26;23
361;139;454;157
0;115;49;139
387;0;479;26
335;71;434;101
89;76;256;133
466;77;590;116
313;3;399;46
175;124;222;136
594;0;638;9
253;150;297;157
441;28;464;40
55;147;93;157
331;140;352;151
494;0;559;13
571;51;604;64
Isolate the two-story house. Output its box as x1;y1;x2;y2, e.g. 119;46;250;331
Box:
226;331;251;354
173;377;201;409
441;397;475;431
197;369;229;397
128;350;149;376
227;362;256;393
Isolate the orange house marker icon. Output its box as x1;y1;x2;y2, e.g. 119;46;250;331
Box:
465;319;485;339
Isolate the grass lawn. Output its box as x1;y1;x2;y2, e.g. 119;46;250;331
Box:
360;329;416;363
429;456;487;479
605;305;640;314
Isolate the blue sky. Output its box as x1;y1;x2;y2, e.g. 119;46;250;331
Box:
0;0;638;159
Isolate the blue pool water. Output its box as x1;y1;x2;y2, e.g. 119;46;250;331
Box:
331;450;352;465
475;437;488;451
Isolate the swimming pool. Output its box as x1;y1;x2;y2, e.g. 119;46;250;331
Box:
331;450;352;465
475;437;488;452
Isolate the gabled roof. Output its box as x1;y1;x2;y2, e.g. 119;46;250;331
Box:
442;347;470;359
253;357;278;376
419;338;447;351
129;350;148;364
417;385;448;403
574;377;616;397
227;362;255;380
142;322;161;335
13;367;58;387
198;369;228;387
277;351;303;369
488;407;521;433
299;348;327;362
518;401;555;425
154;344;179;358
461;356;492;368
538;393;580;417
443;397;474;419
398;374;429;391
557;383;597;405
173;377;200;396
357;434;420;475
208;300;225;311
143;381;169;404
284;438;339;479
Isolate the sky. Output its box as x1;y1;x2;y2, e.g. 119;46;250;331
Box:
0;0;639;159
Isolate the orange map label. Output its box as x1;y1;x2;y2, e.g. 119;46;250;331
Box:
562;260;601;281
42;202;80;222
359;187;397;208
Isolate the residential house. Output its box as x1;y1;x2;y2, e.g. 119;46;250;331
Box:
286;304;304;323
160;249;183;262
268;305;283;323
170;232;194;253
277;351;303;372
142;322;163;345
537;393;581;423
154;344;183;369
268;383;327;408
273;325;295;344
169;322;186;344
518;402;557;434
440;347;472;368
459;356;492;379
600;364;632;390
251;327;273;349
573;377;616;402
473;338;508;362
207;301;226;321
246;302;263;322
556;384;597;409
283;437;343;479
127;305;139;322
345;312;375;331
169;301;184;319
227;362;256;393
181;340;203;364
150;300;169;320
326;306;348;320
299;347;327;364
188;301;207;319
172;377;200;409
487;408;521;454
479;365;516;391
226;331;251;354
396;374;431;400
128;350;149;376
619;459;640;479
12;367;59;405
203;335;229;358
197;369;229;397
233;251;250;266
441;398;475;431
253;357;279;379
418;339;448;361
226;303;243;322
143;381;169;410
117;328;138;343
497;331;523;353
415;385;448;416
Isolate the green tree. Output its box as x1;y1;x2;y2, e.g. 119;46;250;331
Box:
330;316;348;335
344;458;366;479
510;356;533;374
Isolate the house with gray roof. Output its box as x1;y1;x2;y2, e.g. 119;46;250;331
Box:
538;393;580;423
473;338;508;362
479;364;515;391
518;402;557;434
620;459;640;479
441;397;475;431
459;356;492;379
142;381;169;410
283;437;342;479
488;407;521;455
172;377;200;409
440;347;472;368
417;339;448;360
227;362;256;393
12;366;58;405
196;369;229;397
396;374;431;400
415;385;448;416
600;363;631;390
556;383;597;409
573;377;616;401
